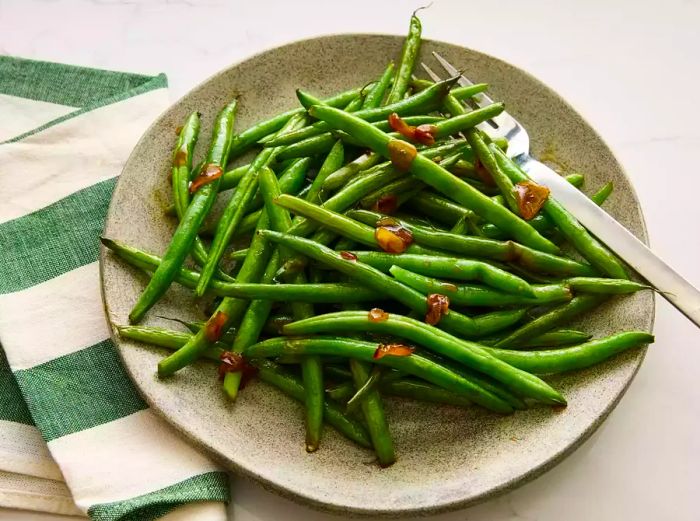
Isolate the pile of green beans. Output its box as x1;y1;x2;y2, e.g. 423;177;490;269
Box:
103;12;654;467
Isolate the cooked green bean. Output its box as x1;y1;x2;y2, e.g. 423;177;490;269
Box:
129;98;238;323
591;181;614;205
260;166;324;452
567;277;649;294
283;311;565;405
385;12;421;104
350;360;395;466
321;153;383;193
103;237;383;302
118;325;225;361
118;325;370;447
492;146;628;279
480;329;593;348
364;62;395;109
465;129;520;213
381;379;474;408
389;266;573;307
261;230;526;338
228;85;363;159
348;210;594;277
308;104;560;255
158;213;273;376
307;140;344;204
225;249;281;400
494;295;605;348
354;250;536;296
266;77;464;148
346;365;384;411
566;173;585;188
196;114;306;296
169;112;232;281
255;359;371;448
485;332;654;374
247;336;515;413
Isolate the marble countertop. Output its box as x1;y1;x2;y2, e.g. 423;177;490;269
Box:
1;0;699;519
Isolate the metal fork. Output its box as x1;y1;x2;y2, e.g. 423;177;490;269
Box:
423;52;700;327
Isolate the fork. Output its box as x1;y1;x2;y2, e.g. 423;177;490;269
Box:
423;52;700;327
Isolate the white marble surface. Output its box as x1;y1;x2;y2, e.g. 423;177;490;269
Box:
1;0;699;519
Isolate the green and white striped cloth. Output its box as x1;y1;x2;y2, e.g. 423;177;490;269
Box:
0;57;230;520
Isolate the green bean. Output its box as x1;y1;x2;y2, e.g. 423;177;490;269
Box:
225;249;281;400
325;365;353;382
282;311;565;405
261;230;525;338
342;252;533;297
262;315;295;337
157;213;273;376
360;176;419;209
417;350;527;410
480;329;592;348
364;62;395;109
219;163;249;191
275;133;337;161
259;166;325;451
381;379;474;408
203;158;312;238
228;85;363;159
346;365;383;411
328;378;477;409
196;114;306;296
479;178;615;240
171;112;200;221
255;359;371;448
170;319;236;345
485;332;653;374
491;146;627;279
306;140;344;204
326;381;356;402
103;237;379;302
308;104;560;255
118;326;370;447
129;98;238;323
253;156;313;210
266;77;462;148
495;295;605;348
567;277;649;294
434;104;505;139
322;140;465;194
566;173;585;188
247;336;515;413
169;112;234;281
348;210;594;277
321;153;383;193
386;12;422;104
274;194;437;255
230;248;249;262
255;151;459;281
221;283;380;302
591;181;613;205
118;325;225;361
350;360;395;466
389;266;573;307
405;191;473;226
464;129;520;213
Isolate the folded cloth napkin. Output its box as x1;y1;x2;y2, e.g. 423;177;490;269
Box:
0;57;230;520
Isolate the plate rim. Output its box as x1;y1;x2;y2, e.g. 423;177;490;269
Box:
99;32;655;517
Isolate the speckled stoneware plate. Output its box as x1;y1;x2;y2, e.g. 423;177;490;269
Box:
100;34;654;516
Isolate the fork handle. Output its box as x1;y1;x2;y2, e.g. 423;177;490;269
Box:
522;158;700;328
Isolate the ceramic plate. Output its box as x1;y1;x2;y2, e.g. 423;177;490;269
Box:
100;34;654;516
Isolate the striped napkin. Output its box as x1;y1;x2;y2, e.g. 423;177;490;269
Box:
0;57;230;520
